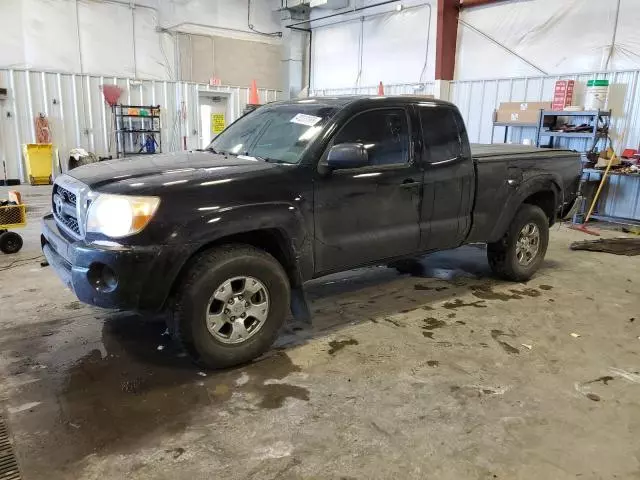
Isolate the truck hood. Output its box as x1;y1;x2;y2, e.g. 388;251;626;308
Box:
68;151;278;191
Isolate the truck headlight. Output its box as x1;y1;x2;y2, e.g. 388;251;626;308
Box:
86;194;160;238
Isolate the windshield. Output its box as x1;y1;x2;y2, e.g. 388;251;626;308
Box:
206;103;338;164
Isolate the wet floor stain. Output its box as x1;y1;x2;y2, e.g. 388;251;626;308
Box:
259;383;310;409
166;447;185;459
509;288;541;298
421;318;446;339
490;329;519;355
539;285;553;291
384;318;403;328
423;318;447;330
0;315;310;474
414;284;449;292
586;376;615;386
427;360;439;367
471;284;522;301
443;299;487;310
327;338;359;355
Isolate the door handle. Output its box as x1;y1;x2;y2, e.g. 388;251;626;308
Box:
400;179;421;189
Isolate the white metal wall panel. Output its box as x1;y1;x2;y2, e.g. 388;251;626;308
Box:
600;174;640;220
310;82;435;97
79;1;136;78
311;23;361;90
0;68;281;182
311;1;435;91
449;69;640;153
360;6;432;86
456;0;640;80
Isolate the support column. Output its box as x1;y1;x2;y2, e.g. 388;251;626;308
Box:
435;0;459;81
280;10;310;99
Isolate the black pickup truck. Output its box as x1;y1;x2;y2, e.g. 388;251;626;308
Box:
42;96;581;368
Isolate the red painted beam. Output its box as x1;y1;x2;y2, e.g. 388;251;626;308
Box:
460;0;510;8
435;0;459;80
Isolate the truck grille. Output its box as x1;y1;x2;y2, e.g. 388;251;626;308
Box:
52;182;82;238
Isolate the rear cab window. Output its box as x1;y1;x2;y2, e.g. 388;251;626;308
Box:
418;105;464;164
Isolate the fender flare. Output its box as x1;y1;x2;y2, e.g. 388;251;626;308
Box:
488;173;561;243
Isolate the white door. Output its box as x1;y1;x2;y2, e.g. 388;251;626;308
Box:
199;95;228;149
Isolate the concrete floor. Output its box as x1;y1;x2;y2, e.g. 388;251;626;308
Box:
0;185;639;480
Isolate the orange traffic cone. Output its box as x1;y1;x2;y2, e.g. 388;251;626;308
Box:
249;80;260;105
378;81;385;96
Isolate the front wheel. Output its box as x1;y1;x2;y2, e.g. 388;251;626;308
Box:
173;245;290;369
487;204;549;281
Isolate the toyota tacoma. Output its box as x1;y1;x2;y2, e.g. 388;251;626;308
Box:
42;96;581;368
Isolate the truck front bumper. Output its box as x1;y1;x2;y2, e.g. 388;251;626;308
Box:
41;213;180;311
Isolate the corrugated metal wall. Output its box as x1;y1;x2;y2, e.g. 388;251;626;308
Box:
0;68;281;181
448;70;640;151
310;82;435;97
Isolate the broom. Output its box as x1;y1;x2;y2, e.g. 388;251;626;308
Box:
569;136;620;236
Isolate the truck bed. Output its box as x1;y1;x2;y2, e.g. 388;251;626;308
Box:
466;143;582;243
471;143;576;160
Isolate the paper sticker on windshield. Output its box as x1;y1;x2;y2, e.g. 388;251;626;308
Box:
290;113;322;126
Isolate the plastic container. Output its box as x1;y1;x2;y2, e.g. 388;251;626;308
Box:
584;79;609;111
22;144;53;185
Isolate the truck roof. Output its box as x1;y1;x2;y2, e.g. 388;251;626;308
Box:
273;96;456;109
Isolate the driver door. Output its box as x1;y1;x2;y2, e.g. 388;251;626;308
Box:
313;107;422;274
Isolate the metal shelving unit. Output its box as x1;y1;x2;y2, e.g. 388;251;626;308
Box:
535;110;610;151
491;119;539;144
114;105;162;158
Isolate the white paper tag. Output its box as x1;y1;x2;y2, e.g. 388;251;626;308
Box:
290;113;322;126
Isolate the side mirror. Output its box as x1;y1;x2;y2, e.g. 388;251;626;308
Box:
326;143;369;169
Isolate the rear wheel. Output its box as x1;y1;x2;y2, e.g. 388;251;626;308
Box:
487;204;549;281
173;245;290;369
0;231;23;254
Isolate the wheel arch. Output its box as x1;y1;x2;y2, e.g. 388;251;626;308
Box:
488;176;561;242
166;227;303;307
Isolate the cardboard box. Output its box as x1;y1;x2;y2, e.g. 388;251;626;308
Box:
499;101;551;112
552;80;575;110
495;102;551;124
495;109;542;124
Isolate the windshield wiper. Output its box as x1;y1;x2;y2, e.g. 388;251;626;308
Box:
206;147;242;157
251;155;290;164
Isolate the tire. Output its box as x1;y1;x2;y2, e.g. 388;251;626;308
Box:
0;231;23;254
487;204;549;282
173;244;290;369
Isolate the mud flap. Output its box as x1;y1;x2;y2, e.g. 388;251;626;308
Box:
290;287;311;324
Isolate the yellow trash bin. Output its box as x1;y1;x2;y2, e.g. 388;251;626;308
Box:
23;144;53;185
